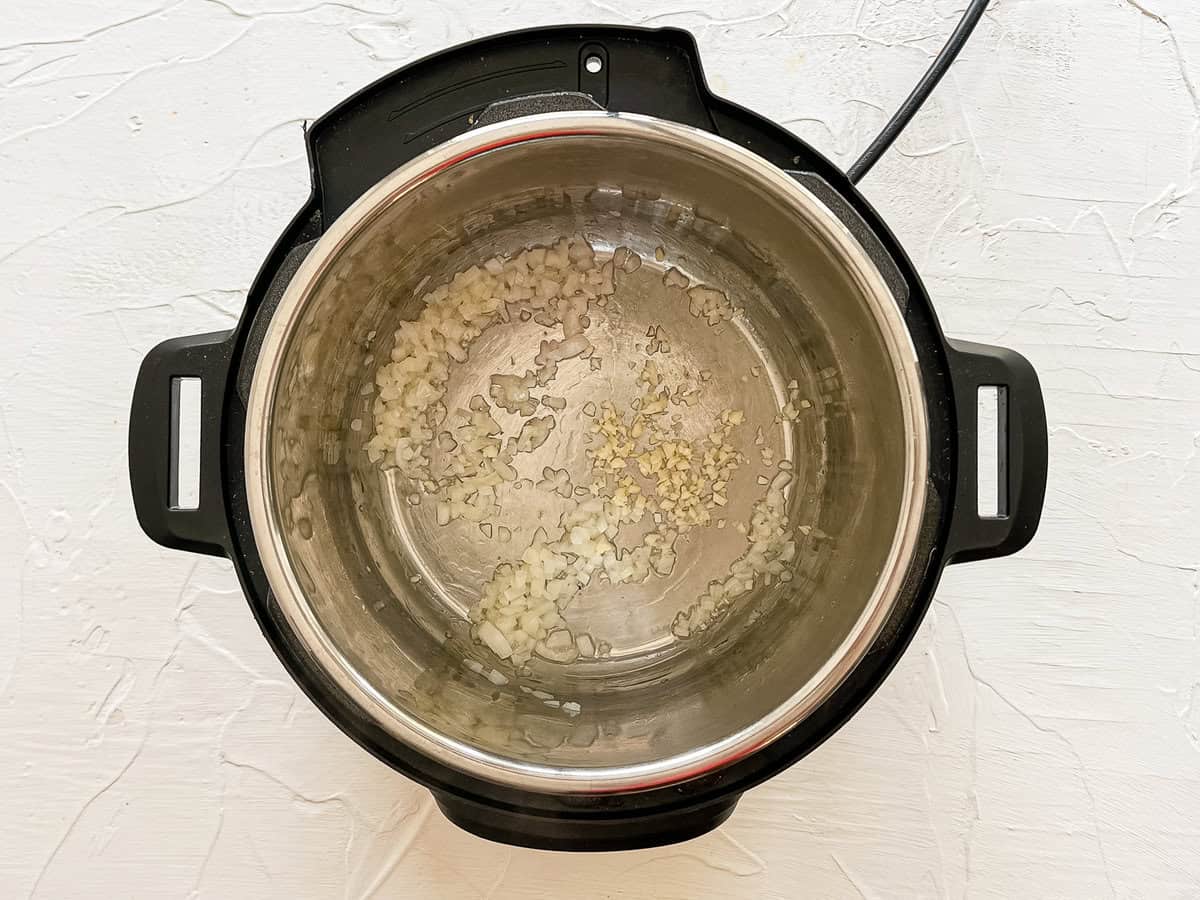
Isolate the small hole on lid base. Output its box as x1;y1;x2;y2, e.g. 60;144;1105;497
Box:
585;55;603;74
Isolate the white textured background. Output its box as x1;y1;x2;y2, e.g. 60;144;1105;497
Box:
3;0;1199;896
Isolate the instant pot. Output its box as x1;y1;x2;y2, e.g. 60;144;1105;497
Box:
130;24;1046;850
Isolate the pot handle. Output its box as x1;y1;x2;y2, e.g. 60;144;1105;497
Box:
945;339;1048;563
129;331;233;557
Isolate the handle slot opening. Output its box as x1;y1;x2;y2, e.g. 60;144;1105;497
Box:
170;376;202;510
976;385;1007;518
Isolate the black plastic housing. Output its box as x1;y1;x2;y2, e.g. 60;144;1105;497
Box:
129;25;1047;851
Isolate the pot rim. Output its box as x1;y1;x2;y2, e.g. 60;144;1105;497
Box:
244;110;930;794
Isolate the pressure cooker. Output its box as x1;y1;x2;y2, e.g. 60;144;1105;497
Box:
129;24;1045;850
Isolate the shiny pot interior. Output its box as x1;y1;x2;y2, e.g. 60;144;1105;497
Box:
245;113;927;792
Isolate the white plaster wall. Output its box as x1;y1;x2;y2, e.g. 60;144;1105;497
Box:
2;0;1198;896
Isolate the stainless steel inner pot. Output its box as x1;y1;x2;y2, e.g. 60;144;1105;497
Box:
245;112;928;793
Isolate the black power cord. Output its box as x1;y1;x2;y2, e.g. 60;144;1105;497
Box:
847;0;990;184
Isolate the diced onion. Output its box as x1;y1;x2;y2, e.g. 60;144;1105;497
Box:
363;235;800;678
